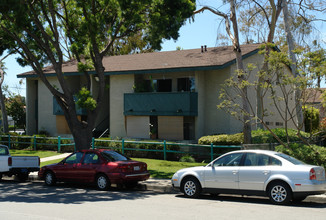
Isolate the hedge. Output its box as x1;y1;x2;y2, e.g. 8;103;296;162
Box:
198;128;310;145
276;143;326;168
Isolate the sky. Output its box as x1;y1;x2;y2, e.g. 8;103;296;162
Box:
2;0;326;97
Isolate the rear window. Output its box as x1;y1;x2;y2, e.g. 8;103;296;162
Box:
0;146;9;155
276;153;305;165
101;151;130;162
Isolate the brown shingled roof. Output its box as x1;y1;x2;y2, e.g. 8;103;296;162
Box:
18;44;261;77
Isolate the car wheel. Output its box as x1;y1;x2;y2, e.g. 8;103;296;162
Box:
182;177;201;198
44;171;56;186
268;181;292;205
96;174;110;191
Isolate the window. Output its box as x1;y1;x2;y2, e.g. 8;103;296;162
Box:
244;153;282;166
276;122;284;126
101;151;130;162
177;78;195;92
213;153;243;167
83;153;99;164
0;146;9;155
65;152;84;164
276;153;304;165
157;79;172;92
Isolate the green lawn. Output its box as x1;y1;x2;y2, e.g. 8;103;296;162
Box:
10;150;62;158
134;158;206;179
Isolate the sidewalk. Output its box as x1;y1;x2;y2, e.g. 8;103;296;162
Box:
29;154;326;203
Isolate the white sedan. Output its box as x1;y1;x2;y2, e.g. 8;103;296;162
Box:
171;150;326;204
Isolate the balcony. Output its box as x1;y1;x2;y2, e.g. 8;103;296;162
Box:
53;96;87;115
124;92;198;116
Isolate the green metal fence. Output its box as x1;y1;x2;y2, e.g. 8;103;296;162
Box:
0;134;241;161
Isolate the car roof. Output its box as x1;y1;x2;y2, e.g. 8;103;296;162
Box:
225;149;279;156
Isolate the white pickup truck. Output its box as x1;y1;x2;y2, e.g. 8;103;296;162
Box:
0;145;40;181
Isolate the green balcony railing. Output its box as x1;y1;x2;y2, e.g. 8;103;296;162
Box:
124;92;198;116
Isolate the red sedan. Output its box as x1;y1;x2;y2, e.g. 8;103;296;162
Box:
39;149;150;190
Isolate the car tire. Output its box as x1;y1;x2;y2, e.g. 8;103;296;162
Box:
268;181;292;205
96;174;110;191
182;177;202;198
44;171;56;186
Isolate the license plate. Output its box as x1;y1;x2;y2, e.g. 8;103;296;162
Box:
134;166;140;171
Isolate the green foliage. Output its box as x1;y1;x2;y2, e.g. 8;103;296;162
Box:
179;155;195;163
252;128;309;144
0;134;74;152
6;95;26;129
276;143;326;168
76;87;97;111
303;106;320;132
198;133;243;145
198;128;310;145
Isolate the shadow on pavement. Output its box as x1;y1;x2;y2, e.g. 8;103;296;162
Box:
175;194;326;208
0;179;157;204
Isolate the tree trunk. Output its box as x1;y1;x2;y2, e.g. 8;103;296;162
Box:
255;0;282;130
0;68;8;133
230;0;252;144
282;0;304;129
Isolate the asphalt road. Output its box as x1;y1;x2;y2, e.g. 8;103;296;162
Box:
0;180;325;220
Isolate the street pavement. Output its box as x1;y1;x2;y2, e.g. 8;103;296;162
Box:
28;153;326;203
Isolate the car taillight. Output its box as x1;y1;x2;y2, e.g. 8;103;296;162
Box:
119;165;131;173
8;157;12;166
310;168;316;180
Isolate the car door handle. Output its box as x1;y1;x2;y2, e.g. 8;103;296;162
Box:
263;171;270;175
232;170;238;175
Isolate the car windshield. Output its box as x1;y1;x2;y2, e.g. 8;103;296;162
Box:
276;153;305;165
101;151;130;162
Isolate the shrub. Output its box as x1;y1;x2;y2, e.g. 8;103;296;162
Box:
276;143;326;168
198;133;243;145
198;128;310;146
303;106;320;132
252;128;309;144
179;155;196;163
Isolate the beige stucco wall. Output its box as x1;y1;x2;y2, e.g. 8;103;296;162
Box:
110;74;134;137
37;76;60;135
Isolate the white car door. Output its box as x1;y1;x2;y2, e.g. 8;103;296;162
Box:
204;153;244;189
239;153;281;191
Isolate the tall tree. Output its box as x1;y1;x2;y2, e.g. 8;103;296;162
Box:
195;0;252;144
282;0;304;129
0;0;196;150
